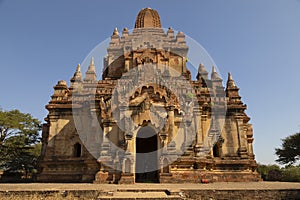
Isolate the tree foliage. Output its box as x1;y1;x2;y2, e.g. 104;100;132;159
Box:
257;163;300;182
257;164;282;181
0;109;41;178
275;132;300;165
282;165;300;182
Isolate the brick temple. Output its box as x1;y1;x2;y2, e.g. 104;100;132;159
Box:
37;8;261;183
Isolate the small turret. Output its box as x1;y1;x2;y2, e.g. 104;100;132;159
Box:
167;27;174;38
70;64;83;90
226;72;236;88
211;66;222;80
50;80;69;103
71;64;82;82
113;27;119;36
176;31;185;43
196;63;208;81
111;28;120;44
122;27;129;38
84;57;97;81
225;72;243;105
211;66;224;97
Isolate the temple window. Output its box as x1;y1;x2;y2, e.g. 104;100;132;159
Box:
74;143;82;157
213;143;221;158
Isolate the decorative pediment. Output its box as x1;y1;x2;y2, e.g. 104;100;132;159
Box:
136;49;156;64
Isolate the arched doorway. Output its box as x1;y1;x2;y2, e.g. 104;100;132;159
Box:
135;126;159;183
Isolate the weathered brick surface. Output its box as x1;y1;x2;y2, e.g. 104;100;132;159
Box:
161;171;261;183
183;189;300;200
0;183;299;199
0;189;299;199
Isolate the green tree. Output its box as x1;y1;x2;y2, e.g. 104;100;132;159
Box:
0;109;41;179
267;168;282;181
282;165;300;182
257;164;282;181
275;132;300;165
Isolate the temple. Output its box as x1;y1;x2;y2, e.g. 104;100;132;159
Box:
37;8;260;183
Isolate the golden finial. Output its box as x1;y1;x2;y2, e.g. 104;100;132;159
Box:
90;57;95;66
76;64;81;72
113;27;119;36
212;66;217;73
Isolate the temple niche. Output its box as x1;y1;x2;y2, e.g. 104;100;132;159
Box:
37;8;261;183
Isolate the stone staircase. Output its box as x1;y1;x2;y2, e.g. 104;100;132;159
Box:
97;189;184;200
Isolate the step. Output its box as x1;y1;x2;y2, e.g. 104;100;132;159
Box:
97;189;184;200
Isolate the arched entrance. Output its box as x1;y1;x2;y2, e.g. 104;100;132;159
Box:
135;126;159;183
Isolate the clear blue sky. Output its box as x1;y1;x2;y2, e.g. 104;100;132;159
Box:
1;0;300;165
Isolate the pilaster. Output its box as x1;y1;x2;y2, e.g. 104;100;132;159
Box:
236;117;248;159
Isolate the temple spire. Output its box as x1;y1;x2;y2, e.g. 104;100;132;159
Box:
228;72;233;80
210;66;224;97
90;57;95;66
71;64;82;82
76;63;81;72
70;64;83;91
84;57;97;81
212;66;217;73
226;72;236;88
211;66;221;80
87;57;95;71
225;72;243;105
199;63;207;74
196;63;208;80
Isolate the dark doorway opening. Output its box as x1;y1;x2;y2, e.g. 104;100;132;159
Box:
213;143;221;158
135;126;159;183
74;143;82;157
